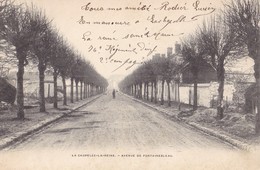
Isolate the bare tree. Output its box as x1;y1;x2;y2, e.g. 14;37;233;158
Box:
59;47;75;105
49;36;64;109
150;55;168;105
1;4;48;119
181;34;206;110
225;0;260;133
32;16;52;112
164;57;179;107
198;15;239;119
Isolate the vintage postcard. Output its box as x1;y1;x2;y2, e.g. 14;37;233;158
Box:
0;0;260;169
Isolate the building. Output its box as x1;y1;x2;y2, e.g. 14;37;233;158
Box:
7;69;65;104
147;43;255;108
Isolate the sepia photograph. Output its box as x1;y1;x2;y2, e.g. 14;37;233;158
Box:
0;0;260;169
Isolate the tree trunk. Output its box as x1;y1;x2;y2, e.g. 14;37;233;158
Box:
86;83;88;98
62;76;67;105
83;82;85;99
38;64;46;112
151;82;154;102
167;80;171;107
146;82;149;100
53;70;58;109
175;82;177;101
217;58;225;119
161;80;165;105
16;58;25;119
84;82;86;99
145;83;149;100
139;83;142;99
80;81;83;100
87;84;89;97
177;81;181;110
75;79;79;101
193;69;198;110
154;81;158;104
134;84;137;97
85;84;88;98
88;84;90;97
254;57;260;134
91;84;94;96
70;77;74;103
90;84;92;96
143;83;146;100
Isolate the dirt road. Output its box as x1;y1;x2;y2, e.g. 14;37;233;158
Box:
8;92;234;151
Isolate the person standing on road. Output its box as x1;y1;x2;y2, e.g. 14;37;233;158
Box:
112;89;116;99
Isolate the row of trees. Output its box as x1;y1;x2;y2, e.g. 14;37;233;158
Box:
119;0;260;134
0;0;108;119
119;54;180;107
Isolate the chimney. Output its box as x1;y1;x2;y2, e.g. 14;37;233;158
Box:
167;47;173;57
152;53;161;60
155;53;160;57
175;42;181;54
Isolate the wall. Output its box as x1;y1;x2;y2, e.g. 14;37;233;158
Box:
178;82;235;107
148;81;235;108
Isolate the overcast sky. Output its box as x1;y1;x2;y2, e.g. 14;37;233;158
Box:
20;0;224;78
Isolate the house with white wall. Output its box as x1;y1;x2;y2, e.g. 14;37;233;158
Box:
148;43;255;108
